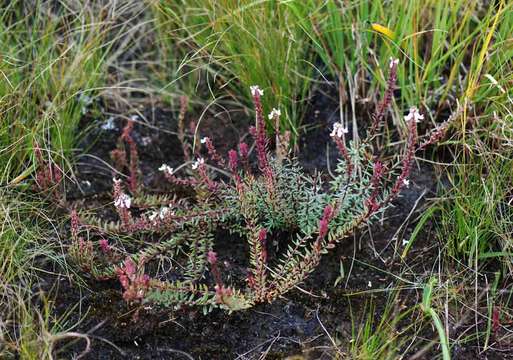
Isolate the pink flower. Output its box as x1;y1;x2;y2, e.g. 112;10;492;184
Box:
207;251;217;265
124;258;136;276
318;205;335;240
258;228;267;244
228;150;238;172
99;239;110;253
239;142;249;160
258;228;268;262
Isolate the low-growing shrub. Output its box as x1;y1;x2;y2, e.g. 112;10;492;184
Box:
63;60;438;313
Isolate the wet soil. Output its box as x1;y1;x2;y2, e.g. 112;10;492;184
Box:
37;89;510;359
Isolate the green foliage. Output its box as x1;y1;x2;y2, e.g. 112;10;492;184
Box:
0;1;116;184
288;0;512;117
347;295;417;360
66;77;418;312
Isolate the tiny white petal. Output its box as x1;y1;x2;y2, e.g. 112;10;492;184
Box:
159;164;174;175
389;58;399;68
159;207;171;220
268;108;281;120
404;107;424;123
141;136;152;146
101;116;116;130
200;137;208;144
367;281;372;288
114;193;131;209
402;179;410;187
250;85;264;96
402;238;410;247
330;122;348;138
192;158;204;170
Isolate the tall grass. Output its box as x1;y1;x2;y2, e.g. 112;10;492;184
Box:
432;0;513;267
0;2;141;357
0;1;115;184
152;0;315;136
0;188;65;358
289;0;512;121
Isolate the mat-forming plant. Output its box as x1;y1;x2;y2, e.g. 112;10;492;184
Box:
62;59;443;313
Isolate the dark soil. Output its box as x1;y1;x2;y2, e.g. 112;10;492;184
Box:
36;89;509;360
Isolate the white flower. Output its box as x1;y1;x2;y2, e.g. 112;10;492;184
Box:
389;58;399;68
404;107;424;123
367;281;372;288
159;164;174;175
402;179;410;187
101;116;116;131
330;122;349;138
141;136;152;146
268;108;281;120
159;207;171;220
200;137;208;144
402;238;410;247
148;211;158;222
192;158;205;170
250;85;264;96
114;193;131;209
113;177;122;184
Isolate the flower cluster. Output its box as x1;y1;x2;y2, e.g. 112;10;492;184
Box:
330;122;353;178
113;178;133;227
115;258;150;302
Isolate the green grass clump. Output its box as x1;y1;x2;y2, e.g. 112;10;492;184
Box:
0;1;113;184
290;0;512;118
0;189;66;359
152;0;315;137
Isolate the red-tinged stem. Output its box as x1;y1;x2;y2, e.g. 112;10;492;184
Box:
333;136;353;178
70;209;80;241
239;142;250;174
250;89;272;176
252;228;268;301
365;160;386;217
163;172;199;187
204;137;225;167
121;120;139;195
228;149;243;193
370;59;398;137
366;116;418;217
198;161;218;193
